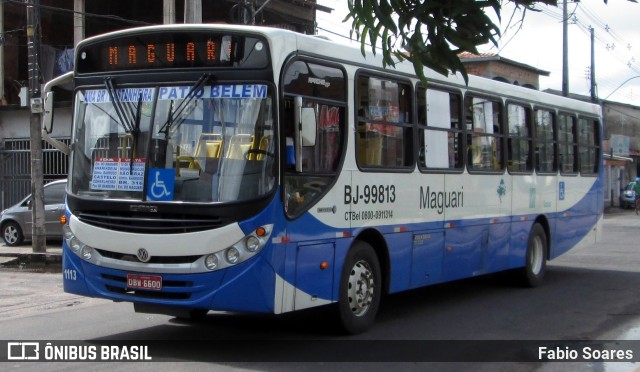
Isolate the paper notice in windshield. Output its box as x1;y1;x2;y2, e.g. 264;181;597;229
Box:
91;157;145;191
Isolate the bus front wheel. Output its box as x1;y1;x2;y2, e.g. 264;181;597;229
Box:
337;241;381;334
518;223;547;287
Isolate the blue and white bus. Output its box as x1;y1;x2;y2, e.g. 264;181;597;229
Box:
43;24;603;334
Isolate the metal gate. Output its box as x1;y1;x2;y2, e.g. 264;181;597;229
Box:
1;138;70;210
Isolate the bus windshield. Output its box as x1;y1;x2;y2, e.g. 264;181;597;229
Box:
70;83;276;203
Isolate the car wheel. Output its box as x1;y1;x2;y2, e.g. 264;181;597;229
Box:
3;221;24;246
336;241;381;334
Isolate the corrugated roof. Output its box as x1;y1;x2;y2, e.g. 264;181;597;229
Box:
458;52;550;76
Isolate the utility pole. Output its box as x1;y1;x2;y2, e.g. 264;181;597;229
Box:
562;0;569;97
26;0;46;253
0;1;5;104
184;0;202;23
163;0;176;24
590;27;597;102
73;0;84;46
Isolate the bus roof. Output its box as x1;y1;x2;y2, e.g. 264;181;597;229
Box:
77;24;601;118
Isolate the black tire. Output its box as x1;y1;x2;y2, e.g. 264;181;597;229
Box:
3;221;24;247
336;241;381;334
517;223;547;287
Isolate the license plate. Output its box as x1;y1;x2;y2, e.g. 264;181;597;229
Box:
126;273;162;291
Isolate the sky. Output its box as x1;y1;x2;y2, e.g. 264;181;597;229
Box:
315;0;640;105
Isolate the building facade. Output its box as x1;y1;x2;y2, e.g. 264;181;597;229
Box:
458;52;550;90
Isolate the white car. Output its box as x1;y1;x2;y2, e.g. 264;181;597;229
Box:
1;179;67;246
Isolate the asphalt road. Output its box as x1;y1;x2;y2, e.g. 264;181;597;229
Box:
1;210;640;371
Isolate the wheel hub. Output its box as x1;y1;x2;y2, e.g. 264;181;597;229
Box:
4;226;18;244
347;260;375;317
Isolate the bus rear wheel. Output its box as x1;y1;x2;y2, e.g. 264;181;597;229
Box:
517;223;547;287
337;241;381;334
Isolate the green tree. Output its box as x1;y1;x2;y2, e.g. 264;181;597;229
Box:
344;0;558;83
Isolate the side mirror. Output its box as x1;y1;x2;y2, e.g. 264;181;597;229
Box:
43;91;55;134
41;71;73;155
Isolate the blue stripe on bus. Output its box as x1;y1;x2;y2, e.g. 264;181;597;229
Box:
62;175;603;313
274;177;603;300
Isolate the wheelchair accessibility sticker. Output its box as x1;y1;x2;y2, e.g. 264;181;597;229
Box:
147;168;175;201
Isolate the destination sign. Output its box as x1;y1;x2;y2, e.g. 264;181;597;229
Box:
76;31;269;73
81;84;268;104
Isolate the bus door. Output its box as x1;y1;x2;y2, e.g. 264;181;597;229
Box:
280;59;348;310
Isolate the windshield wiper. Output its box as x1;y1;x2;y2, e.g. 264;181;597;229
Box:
158;73;212;137
104;77;135;133
129;92;143;173
104;78;145;173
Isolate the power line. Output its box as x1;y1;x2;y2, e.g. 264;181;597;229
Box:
3;0;151;26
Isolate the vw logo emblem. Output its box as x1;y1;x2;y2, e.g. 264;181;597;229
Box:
136;248;151;263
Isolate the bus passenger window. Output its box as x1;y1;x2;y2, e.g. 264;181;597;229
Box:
356;75;412;169
507;104;532;173
558;113;578;174
534;109;557;173
417;87;463;170
465;96;504;171
578;118;600;175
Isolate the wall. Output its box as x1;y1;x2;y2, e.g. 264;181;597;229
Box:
0;107;72;141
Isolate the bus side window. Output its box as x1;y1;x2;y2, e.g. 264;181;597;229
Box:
507;103;533;173
418;87;463;171
465;95;504;171
558;113;578;174
578;118;600;175
356;75;413;169
534;109;557;173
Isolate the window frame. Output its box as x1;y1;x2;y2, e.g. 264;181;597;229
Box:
354;70;415;173
577;116;601;177
506;100;534;175
416;84;464;174
533;106;559;175
280;57;349;219
463;93;506;174
557;112;579;176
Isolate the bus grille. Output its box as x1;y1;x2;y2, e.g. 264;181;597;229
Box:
77;212;226;234
96;249;200;264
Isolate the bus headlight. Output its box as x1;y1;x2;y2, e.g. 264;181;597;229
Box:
70;237;84;253
63;225;74;240
204;254;219;270
201;224;273;272
245;236;260;252
81;246;93;261
63;225;96;262
225;247;240;264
